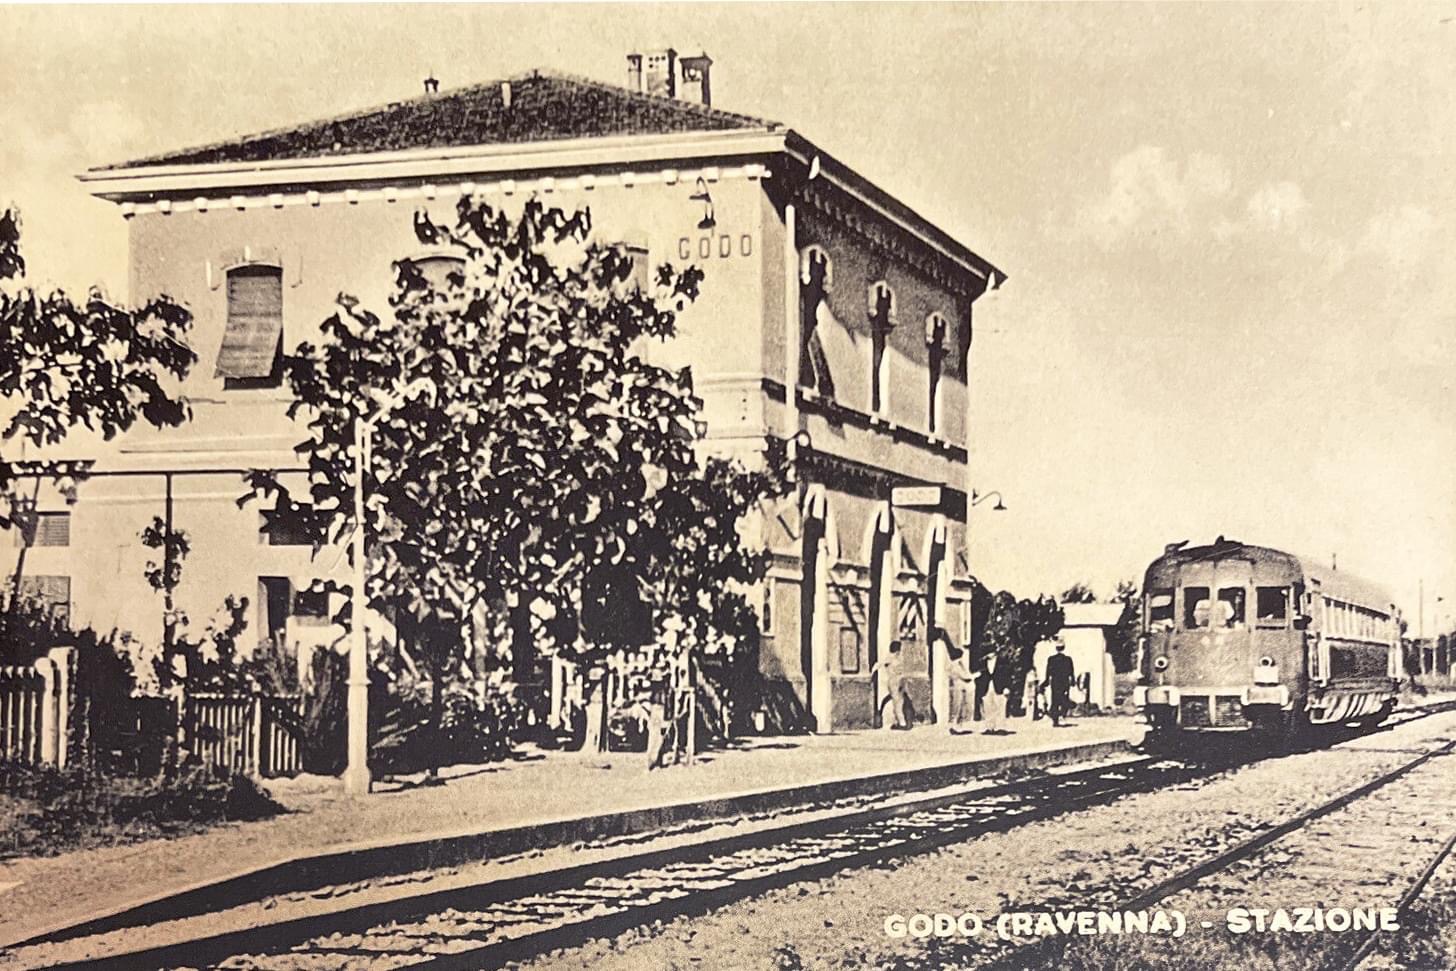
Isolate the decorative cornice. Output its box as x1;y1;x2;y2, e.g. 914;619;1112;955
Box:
79;129;785;204
95;162;772;220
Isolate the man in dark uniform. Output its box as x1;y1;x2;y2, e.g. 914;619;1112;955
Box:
1046;641;1075;727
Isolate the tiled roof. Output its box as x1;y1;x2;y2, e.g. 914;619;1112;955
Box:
105;70;779;170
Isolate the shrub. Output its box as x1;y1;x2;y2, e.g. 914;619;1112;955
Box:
0;759;281;859
372;676;523;776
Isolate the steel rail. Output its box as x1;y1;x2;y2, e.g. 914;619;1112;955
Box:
1333;824;1456;971
978;735;1456;971
41;754;1226;971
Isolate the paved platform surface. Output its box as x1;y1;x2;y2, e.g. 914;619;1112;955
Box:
0;715;1139;948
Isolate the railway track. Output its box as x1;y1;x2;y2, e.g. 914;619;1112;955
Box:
971;732;1456;971
19;699;1456;971
29;753;1229;971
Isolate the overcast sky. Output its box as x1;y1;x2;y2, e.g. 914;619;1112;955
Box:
3;3;1453;627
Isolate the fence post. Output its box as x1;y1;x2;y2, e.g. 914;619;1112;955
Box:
251;694;264;778
33;657;58;765
47;647;74;769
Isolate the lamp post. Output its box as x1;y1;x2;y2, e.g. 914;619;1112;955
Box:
342;415;374;796
342;379;433;797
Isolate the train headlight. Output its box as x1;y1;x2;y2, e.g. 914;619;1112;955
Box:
1152;656;1169;672
1253;656;1279;686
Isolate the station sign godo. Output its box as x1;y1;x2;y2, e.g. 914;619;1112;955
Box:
891;485;942;509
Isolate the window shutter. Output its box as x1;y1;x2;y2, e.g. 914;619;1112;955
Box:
217;265;284;379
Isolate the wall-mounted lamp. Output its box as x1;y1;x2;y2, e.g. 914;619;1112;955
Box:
689;177;715;230
971;489;1007;511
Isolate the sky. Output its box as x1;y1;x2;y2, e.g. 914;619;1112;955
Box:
2;3;1453;628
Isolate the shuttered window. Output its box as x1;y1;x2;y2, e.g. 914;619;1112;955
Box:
217;265;284;386
14;511;69;547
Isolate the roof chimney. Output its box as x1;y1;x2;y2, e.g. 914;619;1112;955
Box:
678;53;712;106
627;48;676;99
423;74;440;96
626;48;712;106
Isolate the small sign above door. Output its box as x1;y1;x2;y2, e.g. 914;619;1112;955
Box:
891;485;942;508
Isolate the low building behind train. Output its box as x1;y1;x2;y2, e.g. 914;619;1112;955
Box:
1134;539;1402;732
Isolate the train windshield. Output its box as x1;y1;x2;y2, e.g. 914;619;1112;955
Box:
1148;589;1174;627
1184;587;1211;629
1256;586;1289;626
1217;587;1246;628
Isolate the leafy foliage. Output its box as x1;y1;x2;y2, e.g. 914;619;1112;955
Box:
0;758;280;859
1108;579;1140;673
981;591;1064;690
1060;582;1097;604
0;206;195;524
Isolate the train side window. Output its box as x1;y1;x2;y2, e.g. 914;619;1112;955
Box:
1217;587;1246;628
1184;587;1211;629
1148;589;1174;627
1256;586;1289;627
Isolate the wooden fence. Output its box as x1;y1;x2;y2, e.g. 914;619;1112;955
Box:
0;647;73;767
184;693;305;778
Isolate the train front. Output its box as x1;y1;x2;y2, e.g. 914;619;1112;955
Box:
1134;541;1305;733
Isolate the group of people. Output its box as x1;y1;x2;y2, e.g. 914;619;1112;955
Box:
872;629;1077;733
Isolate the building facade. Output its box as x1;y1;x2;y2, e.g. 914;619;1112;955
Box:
7;53;1004;730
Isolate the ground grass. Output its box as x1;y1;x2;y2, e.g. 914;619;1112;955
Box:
0;760;283;860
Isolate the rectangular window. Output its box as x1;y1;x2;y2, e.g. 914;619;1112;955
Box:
218;265;284;389
15;511;70;548
258;575;292;647
1217;587;1246;628
760;585;774;636
16;574;70;624
292;588;331;627
1255;586;1290;627
1184;586;1211;629
838;627;861;674
1148;589;1174;626
261;510;312;547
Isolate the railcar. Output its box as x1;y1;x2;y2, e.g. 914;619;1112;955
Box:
1134;538;1402;736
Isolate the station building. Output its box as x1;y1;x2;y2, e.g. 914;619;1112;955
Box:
5;51;1005;731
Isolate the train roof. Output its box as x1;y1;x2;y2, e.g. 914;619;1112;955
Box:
1147;539;1397;613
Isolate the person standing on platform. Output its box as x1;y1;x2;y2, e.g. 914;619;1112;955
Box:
977;650;1006;734
872;640;910;730
941;632;975;734
1046;640;1076;727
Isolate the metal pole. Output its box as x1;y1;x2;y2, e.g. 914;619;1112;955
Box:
343;418;372;796
162;471;175;673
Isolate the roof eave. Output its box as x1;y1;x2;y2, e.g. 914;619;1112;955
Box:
77;127;788;201
782;131;1005;288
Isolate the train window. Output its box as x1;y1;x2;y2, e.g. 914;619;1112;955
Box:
1148;589;1174;627
1217;587;1246;628
1184;587;1211;629
1256;586;1289;626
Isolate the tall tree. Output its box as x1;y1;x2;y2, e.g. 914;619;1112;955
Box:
0;205;195;529
246;197;781;757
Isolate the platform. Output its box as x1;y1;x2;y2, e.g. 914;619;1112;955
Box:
0;715;1139;949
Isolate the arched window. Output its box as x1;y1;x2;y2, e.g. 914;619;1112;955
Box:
218;263;284;389
868;281;896;415
925;312;948;434
798;246;834;395
800;245;833;292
